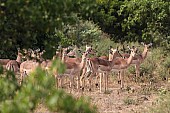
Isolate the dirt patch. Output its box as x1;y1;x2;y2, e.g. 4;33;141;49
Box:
35;75;161;113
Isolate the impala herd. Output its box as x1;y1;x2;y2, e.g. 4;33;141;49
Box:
0;43;152;93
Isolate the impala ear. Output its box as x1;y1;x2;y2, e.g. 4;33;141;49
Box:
79;50;82;54
28;48;33;52
58;45;62;49
86;45;88;48
127;45;131;50
135;47;138;52
148;43;153;47
90;45;93;48
141;42;145;46
121;45;126;52
17;47;20;51
116;46;119;50
132;46;135;49
36;48;40;52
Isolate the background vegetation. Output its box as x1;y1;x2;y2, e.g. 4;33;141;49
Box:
1;0;169;58
0;0;170;112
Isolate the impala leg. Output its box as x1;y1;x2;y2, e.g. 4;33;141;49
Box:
69;76;74;92
117;71;121;84
86;71;92;91
54;74;58;88
120;70;124;89
20;72;23;85
99;73;103;93
59;76;63;88
104;72;108;92
106;72;108;91
95;73;99;88
88;74;93;91
80;68;86;89
135;64;140;82
77;74;80;91
80;76;84;88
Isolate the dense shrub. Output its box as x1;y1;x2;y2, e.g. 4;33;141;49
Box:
0;59;96;113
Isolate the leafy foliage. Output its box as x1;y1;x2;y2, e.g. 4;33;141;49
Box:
89;0;170;44
0;0;97;58
0;59;97;113
61;19;102;46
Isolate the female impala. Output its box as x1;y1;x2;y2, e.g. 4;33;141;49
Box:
0;59;10;69
64;45;95;64
85;46;137;92
19;49;41;84
81;47;123;91
57;48;88;90
6;49;23;74
121;43;152;80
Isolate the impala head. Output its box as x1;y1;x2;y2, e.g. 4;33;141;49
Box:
85;45;96;55
31;50;36;58
110;48;117;54
62;48;68;56
17;50;23;57
127;46;137;57
40;50;46;56
110;46;122;58
56;51;60;56
141;42;152;51
82;52;88;61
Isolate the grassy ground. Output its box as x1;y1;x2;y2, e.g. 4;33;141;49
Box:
34;73;168;113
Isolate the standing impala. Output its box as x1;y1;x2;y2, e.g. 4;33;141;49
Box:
64;45;95;64
57;47;88;91
6;49;23;74
121;43;152;80
0;59;10;69
80;47;123;91
84;46;137;92
19;49;40;85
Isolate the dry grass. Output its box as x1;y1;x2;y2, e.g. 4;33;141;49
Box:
34;73;164;113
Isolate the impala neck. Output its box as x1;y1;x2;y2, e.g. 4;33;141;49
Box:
141;46;148;60
61;53;66;63
110;51;121;61
16;52;22;63
79;53;87;69
73;47;79;58
61;48;67;63
127;53;134;65
109;53;113;61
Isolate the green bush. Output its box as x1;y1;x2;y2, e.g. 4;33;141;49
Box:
149;92;170;113
0;59;97;113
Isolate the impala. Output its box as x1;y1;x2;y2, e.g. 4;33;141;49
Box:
5;49;23;74
63;45;95;64
57;47;88;91
66;45;80;58
80;47;123;92
41;49;62;78
19;49;41;85
84;46;137;92
121;43;152;80
0;59;10;68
